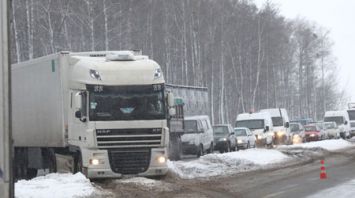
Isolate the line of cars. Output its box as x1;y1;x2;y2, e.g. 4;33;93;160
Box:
178;104;355;158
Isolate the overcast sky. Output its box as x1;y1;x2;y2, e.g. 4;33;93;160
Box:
254;0;355;102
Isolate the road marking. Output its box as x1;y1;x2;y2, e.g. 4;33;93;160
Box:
264;190;286;198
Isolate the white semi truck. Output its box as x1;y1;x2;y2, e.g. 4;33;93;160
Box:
12;51;175;179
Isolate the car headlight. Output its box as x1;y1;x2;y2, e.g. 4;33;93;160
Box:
257;135;263;140
310;134;315;137
219;138;227;141
277;131;285;137
293;134;300;138
237;139;243;144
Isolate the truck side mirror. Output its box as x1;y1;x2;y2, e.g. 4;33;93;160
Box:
285;122;290;128
74;92;82;110
167;92;175;107
264;126;269;132
169;108;176;116
75;111;81;118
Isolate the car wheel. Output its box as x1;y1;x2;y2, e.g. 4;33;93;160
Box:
226;143;231;152
197;145;204;157
247;142;250;149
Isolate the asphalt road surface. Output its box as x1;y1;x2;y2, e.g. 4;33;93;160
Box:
96;146;355;198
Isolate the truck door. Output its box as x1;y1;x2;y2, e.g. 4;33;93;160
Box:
68;90;89;146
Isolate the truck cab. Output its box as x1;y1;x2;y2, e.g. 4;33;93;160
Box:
235;112;274;147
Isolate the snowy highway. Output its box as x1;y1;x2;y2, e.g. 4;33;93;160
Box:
14;139;355;198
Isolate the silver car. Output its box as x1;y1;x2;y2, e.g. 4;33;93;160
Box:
323;121;340;139
234;127;256;149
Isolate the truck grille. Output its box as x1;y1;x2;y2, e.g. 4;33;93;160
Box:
96;128;162;149
108;149;151;174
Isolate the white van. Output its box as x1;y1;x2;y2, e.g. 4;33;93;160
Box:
181;115;214;157
324;111;351;139
235;112;274;147
260;108;291;145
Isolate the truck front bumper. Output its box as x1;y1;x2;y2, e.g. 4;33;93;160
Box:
81;147;168;179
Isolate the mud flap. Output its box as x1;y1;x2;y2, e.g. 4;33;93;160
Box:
55;154;74;173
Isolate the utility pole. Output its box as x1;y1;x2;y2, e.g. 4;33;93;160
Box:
0;0;14;197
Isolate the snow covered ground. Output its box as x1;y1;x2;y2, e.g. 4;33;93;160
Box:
15;173;104;198
278;139;353;151
307;178;355;198
169;139;354;179
168;149;290;179
115;177;177;192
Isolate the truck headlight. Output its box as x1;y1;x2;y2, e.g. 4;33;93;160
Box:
157;156;166;164
89;158;100;166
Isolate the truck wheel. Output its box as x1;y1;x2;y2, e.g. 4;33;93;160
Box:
74;152;83;173
26;168;38;179
207;142;214;154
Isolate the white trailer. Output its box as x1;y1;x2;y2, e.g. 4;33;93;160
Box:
12;51;175;179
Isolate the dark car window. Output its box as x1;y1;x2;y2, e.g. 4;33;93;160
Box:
290;124;300;132
272;117;284;127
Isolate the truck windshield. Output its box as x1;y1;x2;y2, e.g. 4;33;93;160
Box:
88;84;166;121
324;116;344;126
235;120;264;130
272;117;283;126
348;110;355;120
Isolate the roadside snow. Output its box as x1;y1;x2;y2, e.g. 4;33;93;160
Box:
116;177;176;192
15;173;98;198
168;149;289;179
279;139;353;151
307;178;355;198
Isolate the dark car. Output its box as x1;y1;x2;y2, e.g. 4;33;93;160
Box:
213;124;237;153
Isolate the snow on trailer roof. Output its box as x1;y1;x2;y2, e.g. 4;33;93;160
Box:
236;112;271;121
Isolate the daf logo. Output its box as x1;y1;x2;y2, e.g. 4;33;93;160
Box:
97;129;111;134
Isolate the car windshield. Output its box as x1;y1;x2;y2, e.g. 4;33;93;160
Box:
213;126;229;137
272;117;283;126
324;122;336;129
290;124;300;132
184;120;198;133
236;120;264;130
88;84;165;121
234;129;247;136
324;116;344;126
304;125;317;131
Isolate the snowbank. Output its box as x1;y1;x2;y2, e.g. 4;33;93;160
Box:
307;178;355;198
116;177;176;192
168;149;289;179
15;173;98;198
279;139;353;151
